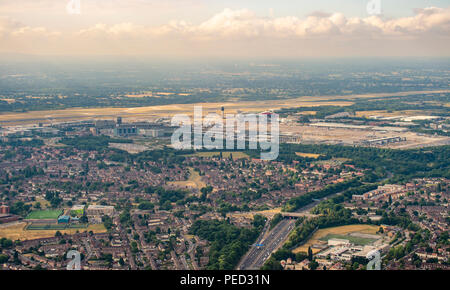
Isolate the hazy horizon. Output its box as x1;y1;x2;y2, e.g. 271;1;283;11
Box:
0;1;449;58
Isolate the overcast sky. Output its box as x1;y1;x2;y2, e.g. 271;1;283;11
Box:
1;0;449;58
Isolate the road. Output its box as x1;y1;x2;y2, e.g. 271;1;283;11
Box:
171;251;182;270
237;219;296;270
237;191;342;270
184;234;199;270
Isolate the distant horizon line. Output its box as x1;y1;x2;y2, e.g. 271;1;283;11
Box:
1;54;449;62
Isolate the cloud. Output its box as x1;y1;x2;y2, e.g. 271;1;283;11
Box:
0;7;449;57
170;7;450;39
69;6;450;39
0;17;60;38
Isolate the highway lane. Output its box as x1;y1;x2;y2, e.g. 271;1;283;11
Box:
237;219;295;270
237;196;332;270
237;187;352;270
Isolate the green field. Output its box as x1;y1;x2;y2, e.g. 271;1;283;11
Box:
184;151;249;160
25;210;63;220
319;234;376;246
25;223;88;231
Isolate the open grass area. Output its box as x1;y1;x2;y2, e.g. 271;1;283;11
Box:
168;167;206;191
0;222;106;241
184;151;249;160
319;233;376;246
292;224;380;254
25;210;63;220
295;152;322;159
25;223;89;231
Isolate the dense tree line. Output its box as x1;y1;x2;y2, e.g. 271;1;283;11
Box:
189;219;262;270
144;186;187;211
276;93;449;118
9;201;32;217
0;138;44;148
261;144;450;182
283;178;362;212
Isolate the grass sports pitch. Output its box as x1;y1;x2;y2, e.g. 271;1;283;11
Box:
319;234;376;246
25;223;88;230
25;210;63;220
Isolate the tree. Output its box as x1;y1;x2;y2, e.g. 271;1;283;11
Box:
270;214;283;229
0;238;13;249
0;254;9;263
308;246;313;261
309;260;319;270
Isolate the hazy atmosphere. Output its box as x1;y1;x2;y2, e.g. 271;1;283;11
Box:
1;0;449;58
0;0;449;277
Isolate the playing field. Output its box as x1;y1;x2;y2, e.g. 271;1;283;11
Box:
26;223;90;231
0;222;106;240
319;233;376;246
168;167;206;191
184;151;249;160
292;224;380;254
295;152;322;159
25;210;63;220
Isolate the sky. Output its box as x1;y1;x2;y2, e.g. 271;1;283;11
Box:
0;0;449;58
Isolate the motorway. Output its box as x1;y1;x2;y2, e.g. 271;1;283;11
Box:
236;194;338;270
237;219;296;270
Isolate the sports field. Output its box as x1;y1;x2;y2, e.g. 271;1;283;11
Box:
319;233;376;246
0;222;106;240
295;152;322;159
292;224;380;254
25;210;63;220
25;223;88;230
184;151;249;160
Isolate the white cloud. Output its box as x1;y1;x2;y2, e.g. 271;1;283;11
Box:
168;7;450;39
0;17;60;38
0;7;449;57
110;6;447;41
